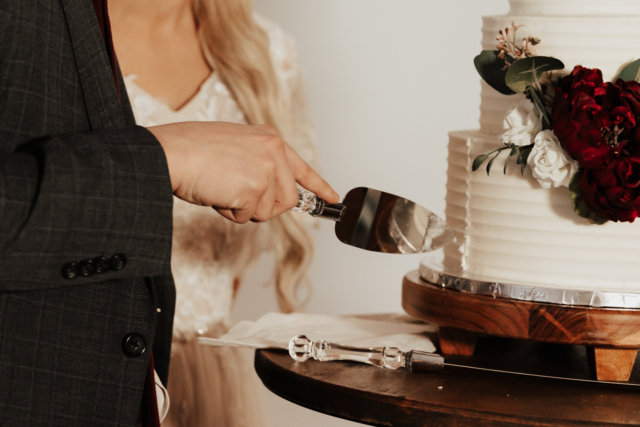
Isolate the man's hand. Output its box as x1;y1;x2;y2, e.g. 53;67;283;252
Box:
148;121;339;224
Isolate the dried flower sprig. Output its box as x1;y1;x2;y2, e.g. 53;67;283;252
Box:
496;22;541;67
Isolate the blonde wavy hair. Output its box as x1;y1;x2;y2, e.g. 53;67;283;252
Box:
192;0;313;313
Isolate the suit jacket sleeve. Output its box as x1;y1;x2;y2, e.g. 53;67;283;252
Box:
0;126;174;291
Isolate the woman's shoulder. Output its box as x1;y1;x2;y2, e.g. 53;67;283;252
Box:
253;14;299;88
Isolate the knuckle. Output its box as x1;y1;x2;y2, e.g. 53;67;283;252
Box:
264;135;285;151
252;208;271;223
257;124;277;136
247;177;268;195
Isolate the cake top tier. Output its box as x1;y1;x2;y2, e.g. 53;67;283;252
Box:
509;0;640;16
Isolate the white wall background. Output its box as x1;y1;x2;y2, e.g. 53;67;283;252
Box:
232;1;509;426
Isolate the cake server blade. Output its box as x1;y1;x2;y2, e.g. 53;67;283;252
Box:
410;355;640;387
291;187;455;254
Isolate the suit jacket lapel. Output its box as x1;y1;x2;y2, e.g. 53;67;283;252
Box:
60;0;126;130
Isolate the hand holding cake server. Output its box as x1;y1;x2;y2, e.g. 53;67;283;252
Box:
151;121;454;254
149;121;339;224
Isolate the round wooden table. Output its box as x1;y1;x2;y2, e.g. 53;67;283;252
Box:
255;341;640;426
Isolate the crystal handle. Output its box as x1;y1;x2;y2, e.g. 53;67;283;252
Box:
290;188;346;222
291;188;321;214
288;335;406;370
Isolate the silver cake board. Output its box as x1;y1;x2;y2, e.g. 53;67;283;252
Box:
419;251;640;310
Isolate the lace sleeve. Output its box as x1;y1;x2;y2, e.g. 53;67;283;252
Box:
256;14;321;172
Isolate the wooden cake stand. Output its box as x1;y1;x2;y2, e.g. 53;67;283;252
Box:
402;269;640;382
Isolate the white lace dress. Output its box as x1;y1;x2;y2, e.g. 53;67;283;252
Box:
124;16;319;427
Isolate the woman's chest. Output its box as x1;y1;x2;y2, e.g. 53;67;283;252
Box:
124;73;247;126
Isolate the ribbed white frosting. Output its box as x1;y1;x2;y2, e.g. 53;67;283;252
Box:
509;0;640;17
440;131;640;292
440;1;640;292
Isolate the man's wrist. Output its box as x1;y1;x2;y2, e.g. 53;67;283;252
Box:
147;124;181;193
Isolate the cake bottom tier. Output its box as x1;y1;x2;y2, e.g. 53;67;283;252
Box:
441;130;640;293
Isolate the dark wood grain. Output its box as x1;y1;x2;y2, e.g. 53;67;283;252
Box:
590;348;639;382
402;270;640;347
439;326;478;356
402;270;640;381
255;347;640;427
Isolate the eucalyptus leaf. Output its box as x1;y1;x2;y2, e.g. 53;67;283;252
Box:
529;87;552;129
503;153;511;174
486;151;501;176
516;144;533;175
505;56;565;93
614;58;640;83
516;146;527;165
472;154;489;171
568;169;609;225
504;145;518;174
474;51;516;95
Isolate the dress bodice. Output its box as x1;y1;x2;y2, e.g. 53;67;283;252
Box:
124;16;319;339
125;72;247;127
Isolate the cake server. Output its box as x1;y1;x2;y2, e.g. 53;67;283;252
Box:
288;335;640;387
291;187;455;254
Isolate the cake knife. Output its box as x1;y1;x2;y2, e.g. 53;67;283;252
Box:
291;187;455;254
288;335;640;387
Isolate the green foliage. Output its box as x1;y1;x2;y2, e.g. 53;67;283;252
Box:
504;145;518;174
472;146;505;175
474;51;516;95
516;144;533;175
472;143;530;176
472;154;489;171
568;169;609;225
486;153;499;175
505;56;564;93
614;58;640;83
528;87;552;129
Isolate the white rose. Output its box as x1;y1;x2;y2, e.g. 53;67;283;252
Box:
500;99;542;146
527;129;578;189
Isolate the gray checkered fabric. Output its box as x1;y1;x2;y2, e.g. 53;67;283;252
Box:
0;0;175;425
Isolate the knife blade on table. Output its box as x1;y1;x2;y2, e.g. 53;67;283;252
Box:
288;335;640;388
291;187;455;254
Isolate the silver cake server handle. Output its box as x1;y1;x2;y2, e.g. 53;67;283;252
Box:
288;335;445;372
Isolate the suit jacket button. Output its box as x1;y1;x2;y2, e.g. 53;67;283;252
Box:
93;256;110;274
122;333;147;358
61;262;79;279
110;253;127;271
78;259;95;277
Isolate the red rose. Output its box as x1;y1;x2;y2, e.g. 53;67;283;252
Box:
553;66;640;169
579;155;640;222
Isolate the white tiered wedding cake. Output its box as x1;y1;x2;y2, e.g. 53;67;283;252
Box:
428;0;640;292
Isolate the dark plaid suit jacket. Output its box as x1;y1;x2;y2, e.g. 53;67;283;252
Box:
0;0;176;425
